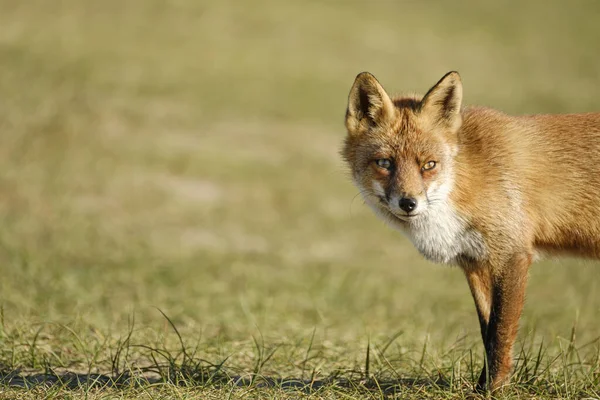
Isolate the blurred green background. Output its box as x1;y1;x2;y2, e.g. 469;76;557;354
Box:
1;0;599;383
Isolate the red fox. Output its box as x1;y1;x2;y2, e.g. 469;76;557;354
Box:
342;71;600;391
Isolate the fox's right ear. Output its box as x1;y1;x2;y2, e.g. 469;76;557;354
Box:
420;71;463;131
346;72;396;133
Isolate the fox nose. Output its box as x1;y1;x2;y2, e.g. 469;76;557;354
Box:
399;197;417;213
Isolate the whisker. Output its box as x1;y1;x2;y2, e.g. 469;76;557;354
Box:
349;187;388;215
349;189;376;215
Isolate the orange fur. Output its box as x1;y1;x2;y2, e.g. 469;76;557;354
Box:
342;71;600;392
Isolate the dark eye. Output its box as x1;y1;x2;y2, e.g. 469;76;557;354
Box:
422;161;436;171
375;159;392;170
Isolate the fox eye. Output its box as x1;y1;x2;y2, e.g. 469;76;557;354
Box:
375;159;392;170
422;161;436;171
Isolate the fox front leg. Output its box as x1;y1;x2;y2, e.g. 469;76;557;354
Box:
464;253;531;392
464;264;493;388
464;266;492;380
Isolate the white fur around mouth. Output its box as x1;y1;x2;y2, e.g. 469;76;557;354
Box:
393;212;422;221
379;201;424;221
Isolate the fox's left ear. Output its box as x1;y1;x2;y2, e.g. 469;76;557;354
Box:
420;71;463;131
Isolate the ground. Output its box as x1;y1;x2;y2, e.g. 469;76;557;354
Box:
0;0;600;398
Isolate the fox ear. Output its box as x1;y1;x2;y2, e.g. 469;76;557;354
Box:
346;72;396;132
420;71;463;130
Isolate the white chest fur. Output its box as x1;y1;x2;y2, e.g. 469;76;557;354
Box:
404;201;486;264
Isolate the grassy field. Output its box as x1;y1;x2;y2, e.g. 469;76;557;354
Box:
1;0;600;398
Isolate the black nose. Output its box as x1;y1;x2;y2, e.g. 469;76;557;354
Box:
399;197;417;213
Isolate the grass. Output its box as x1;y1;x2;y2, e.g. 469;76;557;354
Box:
1;0;600;398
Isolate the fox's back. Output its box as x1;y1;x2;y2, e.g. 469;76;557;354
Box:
457;108;600;257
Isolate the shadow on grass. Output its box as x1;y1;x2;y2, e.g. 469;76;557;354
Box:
0;367;447;395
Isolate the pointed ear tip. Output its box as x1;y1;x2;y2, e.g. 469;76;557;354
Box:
356;71;375;79
353;71;377;84
445;71;462;83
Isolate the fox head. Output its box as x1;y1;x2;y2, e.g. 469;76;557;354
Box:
342;71;463;229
